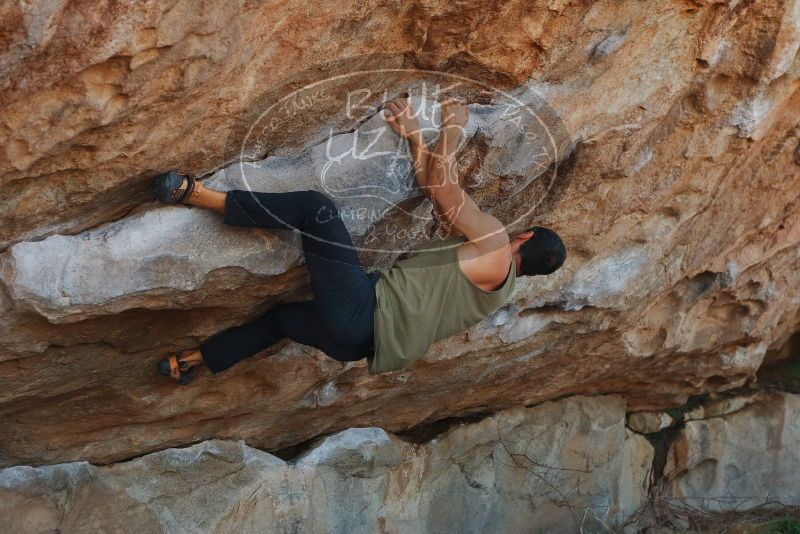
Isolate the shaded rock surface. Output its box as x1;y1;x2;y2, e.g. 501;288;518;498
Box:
0;0;799;469
0;396;653;534
4;391;799;532
664;391;800;513
626;411;675;435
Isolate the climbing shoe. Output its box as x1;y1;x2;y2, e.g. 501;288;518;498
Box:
158;350;198;385
154;171;195;204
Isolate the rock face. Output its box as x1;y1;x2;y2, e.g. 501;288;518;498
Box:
0;396;653;533
664;392;800;513
5;391;800;532
1;0;799;470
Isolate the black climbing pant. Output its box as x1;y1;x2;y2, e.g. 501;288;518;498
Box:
200;189;379;373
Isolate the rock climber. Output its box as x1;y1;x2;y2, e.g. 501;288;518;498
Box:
153;98;566;384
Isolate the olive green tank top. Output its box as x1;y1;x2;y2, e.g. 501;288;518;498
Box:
369;235;516;374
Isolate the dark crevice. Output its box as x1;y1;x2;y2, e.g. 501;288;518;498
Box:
757;331;800;394
397;410;494;444
661;392;710;420
643;424;682;491
271;409;497;463
90;437;210;468
518;304;564;316
271;438;322;462
636;392;715;492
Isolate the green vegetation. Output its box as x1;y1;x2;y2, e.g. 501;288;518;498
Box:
760;517;800;534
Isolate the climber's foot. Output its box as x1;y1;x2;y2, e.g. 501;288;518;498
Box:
154;171;195;204
384;98;425;146
158;350;199;385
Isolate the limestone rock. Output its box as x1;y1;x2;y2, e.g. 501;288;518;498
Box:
626;411;675;434
0;0;564;249
0;396;654;533
0;0;799;468
0;95;553;324
1;208;304;323
682;392;763;421
664;392;800;512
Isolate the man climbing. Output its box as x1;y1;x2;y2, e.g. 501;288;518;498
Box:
154;98;566;384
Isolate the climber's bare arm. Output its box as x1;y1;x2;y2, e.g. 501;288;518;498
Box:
385;98;510;280
426;146;510;279
426;101;510;262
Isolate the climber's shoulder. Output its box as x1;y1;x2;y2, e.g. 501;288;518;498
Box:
455;221;512;292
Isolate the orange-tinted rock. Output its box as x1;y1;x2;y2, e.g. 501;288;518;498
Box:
1;0;799;467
